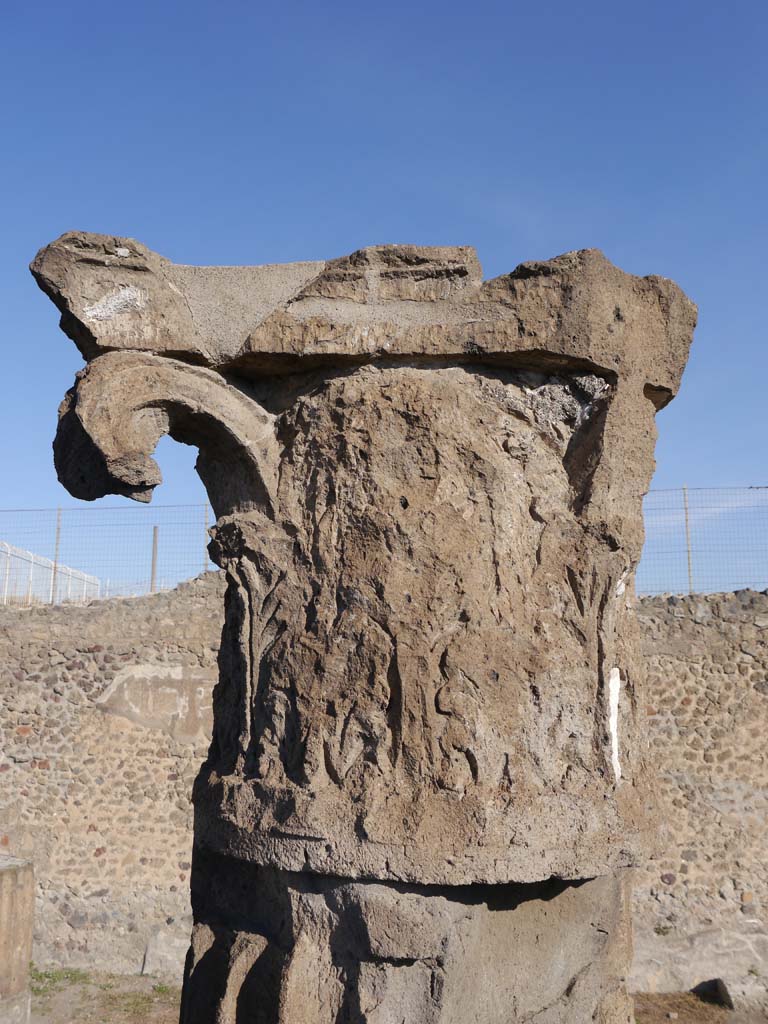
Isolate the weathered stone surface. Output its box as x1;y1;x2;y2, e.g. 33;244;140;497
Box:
33;235;695;1020
30;231;323;366
0;857;33;1024
193;360;650;884
141;916;194;980
180;856;634;1024
31;234;691;395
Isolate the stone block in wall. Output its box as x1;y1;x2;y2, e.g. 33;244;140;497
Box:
141;914;193;980
0;857;33;1024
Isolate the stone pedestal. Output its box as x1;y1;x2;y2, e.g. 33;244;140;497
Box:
0;858;33;1024
33;234;695;1022
181;854;634;1023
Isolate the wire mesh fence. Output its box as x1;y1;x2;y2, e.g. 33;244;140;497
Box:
636;486;768;596
0;504;213;605
0;541;100;605
0;488;767;605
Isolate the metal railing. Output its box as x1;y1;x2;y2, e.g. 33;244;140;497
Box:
1;541;100;605
0;487;766;604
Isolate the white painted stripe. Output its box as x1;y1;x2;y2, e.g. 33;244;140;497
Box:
608;667;622;781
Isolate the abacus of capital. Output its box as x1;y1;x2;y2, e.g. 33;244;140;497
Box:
32;234;695;1023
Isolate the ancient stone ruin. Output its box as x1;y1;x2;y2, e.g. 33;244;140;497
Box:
0;856;34;1024
32;234;695;1022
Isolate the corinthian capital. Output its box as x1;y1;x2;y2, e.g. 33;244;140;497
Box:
32;232;695;1023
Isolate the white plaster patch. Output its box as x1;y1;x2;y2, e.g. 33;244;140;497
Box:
83;285;146;321
115;247;131;257
608;666;622;781
615;569;629;597
96;663;214;739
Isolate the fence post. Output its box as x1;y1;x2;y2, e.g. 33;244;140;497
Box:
150;525;159;593
1;543;10;606
26;555;34;606
683;484;694;595
203;504;210;573
50;507;62;604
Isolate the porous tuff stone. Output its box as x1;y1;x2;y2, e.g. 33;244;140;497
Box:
180;853;635;1024
33;233;695;1022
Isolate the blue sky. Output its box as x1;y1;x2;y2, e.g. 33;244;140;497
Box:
2;0;766;511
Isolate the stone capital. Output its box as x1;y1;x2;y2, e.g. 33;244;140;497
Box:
34;233;695;1021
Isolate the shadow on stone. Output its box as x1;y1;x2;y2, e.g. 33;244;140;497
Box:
691;978;735;1009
